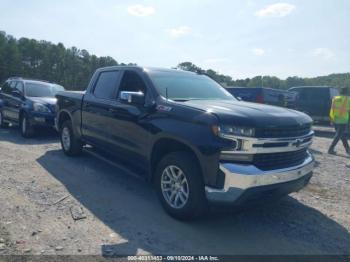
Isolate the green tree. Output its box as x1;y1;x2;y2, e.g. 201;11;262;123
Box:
0;32;120;90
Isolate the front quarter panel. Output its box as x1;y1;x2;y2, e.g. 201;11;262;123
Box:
148;100;230;187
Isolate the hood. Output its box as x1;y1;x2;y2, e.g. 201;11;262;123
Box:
28;97;57;105
181;99;312;128
28;97;57;113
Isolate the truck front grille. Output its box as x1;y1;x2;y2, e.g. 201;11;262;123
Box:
258;124;311;138
253;149;308;171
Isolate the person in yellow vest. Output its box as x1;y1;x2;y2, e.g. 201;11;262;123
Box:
328;87;350;155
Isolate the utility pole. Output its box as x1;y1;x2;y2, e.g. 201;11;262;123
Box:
261;75;264;88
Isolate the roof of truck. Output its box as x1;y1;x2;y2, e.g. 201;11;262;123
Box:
97;66;198;75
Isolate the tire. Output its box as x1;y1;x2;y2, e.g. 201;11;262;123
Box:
155;151;207;220
60;120;83;156
0;110;9;128
20;113;34;138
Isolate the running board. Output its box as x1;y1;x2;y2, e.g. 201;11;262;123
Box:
83;147;145;181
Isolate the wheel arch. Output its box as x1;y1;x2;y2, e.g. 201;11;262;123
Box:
150;137;202;182
57;110;72;131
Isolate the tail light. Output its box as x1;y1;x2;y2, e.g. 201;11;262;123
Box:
256;94;264;103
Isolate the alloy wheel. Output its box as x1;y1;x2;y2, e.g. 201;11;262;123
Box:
161;165;189;209
61;127;71;151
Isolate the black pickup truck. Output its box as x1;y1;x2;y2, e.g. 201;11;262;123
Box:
56;66;315;220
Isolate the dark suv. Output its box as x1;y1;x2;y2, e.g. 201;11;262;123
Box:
0;77;65;137
288;86;339;123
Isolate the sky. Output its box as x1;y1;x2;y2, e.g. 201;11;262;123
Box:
0;0;350;79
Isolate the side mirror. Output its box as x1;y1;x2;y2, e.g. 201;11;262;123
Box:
12;90;23;98
119;91;145;105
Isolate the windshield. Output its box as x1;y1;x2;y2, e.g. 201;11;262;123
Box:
25;83;65;97
148;71;235;101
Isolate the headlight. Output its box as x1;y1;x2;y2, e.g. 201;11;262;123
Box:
33;103;50;113
218;125;255;138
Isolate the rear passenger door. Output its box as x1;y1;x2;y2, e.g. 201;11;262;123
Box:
81;70;122;148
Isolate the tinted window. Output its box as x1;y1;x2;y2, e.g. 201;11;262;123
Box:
15;82;24;93
118;71;146;94
9;81;17;88
1;82;12;94
93;71;120;99
228;88;260;101
25;82;65;97
300;88;328;101
330;88;339;98
149;71;234;101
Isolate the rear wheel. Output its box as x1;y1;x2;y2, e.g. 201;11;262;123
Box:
60;120;83;156
155;151;207;220
0;111;9;128
20;114;34;138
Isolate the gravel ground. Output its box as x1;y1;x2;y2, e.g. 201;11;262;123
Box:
0;126;349;256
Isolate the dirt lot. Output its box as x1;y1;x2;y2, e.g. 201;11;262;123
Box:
0;126;349;256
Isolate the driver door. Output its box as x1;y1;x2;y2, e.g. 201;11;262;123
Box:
107;70;152;171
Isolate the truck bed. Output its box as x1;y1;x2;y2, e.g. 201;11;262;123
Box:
56;90;85;133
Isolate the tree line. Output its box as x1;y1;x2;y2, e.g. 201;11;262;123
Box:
1;31;349;91
0;31;134;90
177;62;350;90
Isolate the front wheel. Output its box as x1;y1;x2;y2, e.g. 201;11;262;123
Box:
155;151;207;220
60;120;83;156
20;114;34;138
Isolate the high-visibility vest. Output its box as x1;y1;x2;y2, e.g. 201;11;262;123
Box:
330;96;350;124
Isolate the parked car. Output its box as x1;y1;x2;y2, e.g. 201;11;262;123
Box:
288;86;339;124
225;87;297;108
0;77;65;137
56;67;315;220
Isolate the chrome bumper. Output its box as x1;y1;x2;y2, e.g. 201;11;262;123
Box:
205;152;315;204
